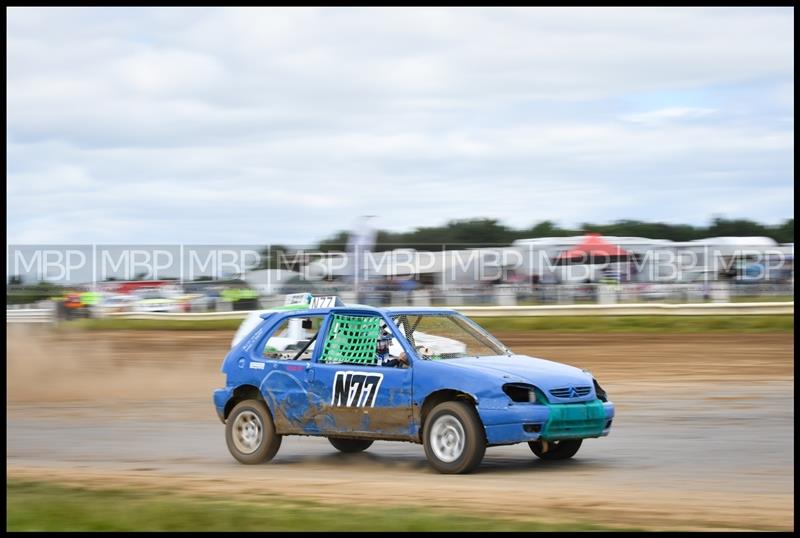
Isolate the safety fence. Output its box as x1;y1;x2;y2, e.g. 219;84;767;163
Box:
5;309;54;323
6;301;794;323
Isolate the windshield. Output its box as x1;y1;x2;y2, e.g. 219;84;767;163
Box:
390;314;509;359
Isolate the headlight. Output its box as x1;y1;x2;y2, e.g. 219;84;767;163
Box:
503;383;538;403
593;378;608;402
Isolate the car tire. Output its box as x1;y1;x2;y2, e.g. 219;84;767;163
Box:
225;399;282;464
328;438;374;453
423;401;486;474
529;439;582;461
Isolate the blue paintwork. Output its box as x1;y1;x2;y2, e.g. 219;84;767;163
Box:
214;305;615;446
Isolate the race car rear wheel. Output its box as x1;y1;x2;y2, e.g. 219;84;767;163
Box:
423;401;486;474
226;399;282;464
529;439;582;460
328;438;374;453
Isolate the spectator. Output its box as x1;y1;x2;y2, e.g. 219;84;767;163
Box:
399;275;417;305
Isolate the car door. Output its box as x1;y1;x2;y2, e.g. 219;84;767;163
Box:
254;313;326;436
306;311;415;440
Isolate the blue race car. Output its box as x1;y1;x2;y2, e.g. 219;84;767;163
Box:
213;295;614;474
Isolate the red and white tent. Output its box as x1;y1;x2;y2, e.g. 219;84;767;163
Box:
553;233;632;265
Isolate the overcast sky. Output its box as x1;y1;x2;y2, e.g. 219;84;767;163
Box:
6;7;794;246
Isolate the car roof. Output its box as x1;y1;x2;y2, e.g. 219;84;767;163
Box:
258;305;458;319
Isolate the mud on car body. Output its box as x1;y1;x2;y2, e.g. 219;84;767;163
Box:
213;295;615;474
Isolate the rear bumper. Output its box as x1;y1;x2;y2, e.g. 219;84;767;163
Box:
213;387;233;423
479;400;614;446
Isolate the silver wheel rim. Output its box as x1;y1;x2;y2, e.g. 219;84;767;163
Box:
430;415;465;463
232;410;263;454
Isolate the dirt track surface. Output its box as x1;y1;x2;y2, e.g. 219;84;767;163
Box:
6;325;795;530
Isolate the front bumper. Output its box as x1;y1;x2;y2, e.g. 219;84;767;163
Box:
479;400;615;446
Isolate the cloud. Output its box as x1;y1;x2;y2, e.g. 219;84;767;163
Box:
6;7;794;244
111;48;227;96
621;107;717;125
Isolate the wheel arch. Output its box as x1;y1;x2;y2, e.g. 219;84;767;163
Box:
418;388;482;442
223;384;268;421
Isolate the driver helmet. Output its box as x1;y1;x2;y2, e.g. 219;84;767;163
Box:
377;331;393;354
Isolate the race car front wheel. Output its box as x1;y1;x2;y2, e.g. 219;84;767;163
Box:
328;438;374;453
423;401;486;474
226;399;282;464
529;439;582;460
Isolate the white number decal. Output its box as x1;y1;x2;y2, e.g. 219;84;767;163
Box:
310;296;338;308
331;371;384;407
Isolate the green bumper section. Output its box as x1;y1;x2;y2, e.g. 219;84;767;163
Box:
540;398;606;440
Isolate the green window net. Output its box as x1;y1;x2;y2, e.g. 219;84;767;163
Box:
319;314;381;365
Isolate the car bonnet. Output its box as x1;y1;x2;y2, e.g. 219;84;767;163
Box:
440;354;595;397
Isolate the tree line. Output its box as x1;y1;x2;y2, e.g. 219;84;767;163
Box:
316;217;794;252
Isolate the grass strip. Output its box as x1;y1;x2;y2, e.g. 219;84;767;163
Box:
62;314;793;333
64;318;244;331
7;479;632;532
473;314;793;333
